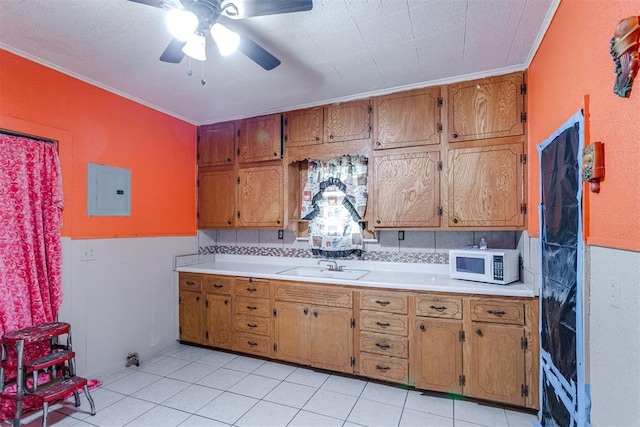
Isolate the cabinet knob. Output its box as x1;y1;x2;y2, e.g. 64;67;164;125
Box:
476;329;483;336
451;217;459;224
376;219;381;224
315;136;320;141
227;158;232;162
276;220;281;224
419;324;426;331
227;220;232;225
329;134;335;140
451;132;458;139
303;308;309;315
273;152;278;156
313;311;318;317
376;141;381;146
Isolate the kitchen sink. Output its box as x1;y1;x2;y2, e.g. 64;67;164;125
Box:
277;266;370;280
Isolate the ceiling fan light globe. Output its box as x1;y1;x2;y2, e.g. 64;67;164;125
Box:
166;9;199;41
211;23;240;56
182;34;206;61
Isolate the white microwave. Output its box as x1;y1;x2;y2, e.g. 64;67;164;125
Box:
449;249;520;285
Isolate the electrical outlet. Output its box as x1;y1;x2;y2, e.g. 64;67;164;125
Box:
398;231;405;241
81;247;97;261
277;230;284;240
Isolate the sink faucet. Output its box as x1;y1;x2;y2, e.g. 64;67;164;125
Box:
318;259;343;271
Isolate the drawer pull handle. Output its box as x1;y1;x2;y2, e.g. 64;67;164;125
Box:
429;305;447;311
487;310;506;317
374;300;390;306
376;322;391;328
247;324;258;328
375;343;390;350
247;341;258;347
186;281;195;286
247;306;257;311
246;287;257;293
213;284;224;289
375;365;391;372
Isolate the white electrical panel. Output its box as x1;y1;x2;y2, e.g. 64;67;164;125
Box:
87;163;131;216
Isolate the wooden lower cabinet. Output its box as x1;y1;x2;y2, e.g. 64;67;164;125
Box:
178;274;538;409
205;294;233;348
464;323;525;406
411;318;463;393
179;290;205;344
273;301;354;374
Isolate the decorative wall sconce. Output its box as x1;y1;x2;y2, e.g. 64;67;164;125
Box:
582;141;604;193
610;16;640;98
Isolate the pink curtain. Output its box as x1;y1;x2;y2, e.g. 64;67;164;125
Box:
0;133;64;336
0;133;65;420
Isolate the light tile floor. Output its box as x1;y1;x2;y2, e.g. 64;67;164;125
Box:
2;343;538;427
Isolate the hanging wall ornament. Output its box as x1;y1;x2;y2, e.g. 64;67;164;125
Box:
610;15;640;98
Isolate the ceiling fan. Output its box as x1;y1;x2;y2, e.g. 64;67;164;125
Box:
128;0;313;70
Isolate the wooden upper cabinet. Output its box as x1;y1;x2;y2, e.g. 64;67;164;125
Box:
198;121;236;167
198;168;236;228
324;99;371;144
447;72;525;142
447;142;525;228
238;114;282;163
284;107;324;148
237;164;284;227
372;150;441;228
373;87;442;150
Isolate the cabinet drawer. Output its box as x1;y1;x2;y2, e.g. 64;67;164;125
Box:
360;332;408;358
415;296;462;319
179;274;203;292
236;315;271;336
470;300;525;325
359;291;408;314
235;297;271;318
275;282;352;308
360;311;408;336
359;354;408;384
234;279;270;299
235;332;270;357
203;275;233;294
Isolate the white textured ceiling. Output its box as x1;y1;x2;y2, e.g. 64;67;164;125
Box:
0;0;558;125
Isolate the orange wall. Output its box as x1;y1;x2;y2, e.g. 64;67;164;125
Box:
528;0;640;251
0;50;197;238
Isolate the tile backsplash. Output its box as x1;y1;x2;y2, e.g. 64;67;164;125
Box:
198;230;521;265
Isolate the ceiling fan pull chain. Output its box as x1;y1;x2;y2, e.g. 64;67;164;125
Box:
186;56;193;77
201;60;206;86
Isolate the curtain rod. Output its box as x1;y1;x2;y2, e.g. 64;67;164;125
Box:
0;128;58;144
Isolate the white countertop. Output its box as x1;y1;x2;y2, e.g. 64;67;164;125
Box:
176;254;535;298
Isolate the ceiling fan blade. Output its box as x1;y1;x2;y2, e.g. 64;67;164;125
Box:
160;38;187;63
238;36;281;70
127;0;177;9
225;0;313;18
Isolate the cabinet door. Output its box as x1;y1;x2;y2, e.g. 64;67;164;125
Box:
273;302;309;365
324;99;371;144
411;319;462;393
237;164;284;227
284;107;323;147
447;142;525;227
198;122;236;167
309;306;353;374
372;151;441;228
206;294;233;349
447;73;524;142
179;290;204;344
198;168;236;228
238;114;282;163
374;87;441;150
465;323;526;406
